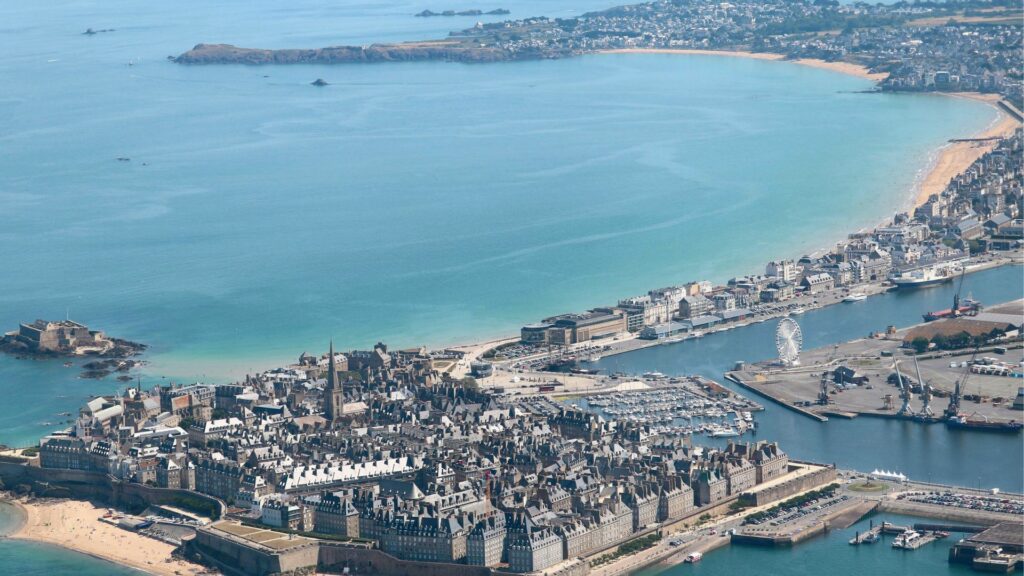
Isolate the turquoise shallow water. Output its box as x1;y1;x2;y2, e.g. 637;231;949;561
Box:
0;2;995;390
0;1;1014;573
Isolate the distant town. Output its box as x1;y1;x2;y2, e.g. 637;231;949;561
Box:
175;0;1023;107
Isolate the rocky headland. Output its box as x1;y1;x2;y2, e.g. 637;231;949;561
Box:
173;41;525;65
415;8;510;17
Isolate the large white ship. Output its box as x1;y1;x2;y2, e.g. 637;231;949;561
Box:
891;263;961;289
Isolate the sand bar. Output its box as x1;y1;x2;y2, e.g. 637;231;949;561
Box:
4;497;209;576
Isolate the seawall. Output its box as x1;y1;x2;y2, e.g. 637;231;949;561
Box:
0;459;225;519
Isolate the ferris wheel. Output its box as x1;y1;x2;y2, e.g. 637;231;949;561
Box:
776;317;803;366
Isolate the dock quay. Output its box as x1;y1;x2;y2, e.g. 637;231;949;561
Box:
849;521;911;545
949;521;1024;573
894;531;942;550
724;373;828;422
732;497;876;546
724;300;1024;429
914;523;984;533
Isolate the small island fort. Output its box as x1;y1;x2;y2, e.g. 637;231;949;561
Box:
3;319;117;356
1;319;147;378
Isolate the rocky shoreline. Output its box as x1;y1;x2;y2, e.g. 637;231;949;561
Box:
173;41;525;64
0;336;147;380
415;8;509;17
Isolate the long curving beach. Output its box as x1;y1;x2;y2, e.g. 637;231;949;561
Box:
5;498;207;576
602;48;1022;210
600;48;889;80
912;92;1022;206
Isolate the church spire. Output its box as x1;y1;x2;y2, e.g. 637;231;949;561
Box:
327;339;337;390
325;339;344;423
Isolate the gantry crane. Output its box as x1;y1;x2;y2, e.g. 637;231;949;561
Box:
894;359;913;416
913;355;934;418
945;350;978;421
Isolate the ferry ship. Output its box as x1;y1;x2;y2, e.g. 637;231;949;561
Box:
891;264;960;289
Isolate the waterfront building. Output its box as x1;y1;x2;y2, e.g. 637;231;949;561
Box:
678;295;714;319
155;455;192;489
618;295;673;330
765;260;797;282
800;272;835;294
623;484;659;531
262;497;304;530
194;457;244;502
760;280;796;302
520;322;553;344
307;491;361;537
683;281;713;296
470;361;493;378
548;311;627;344
659;477;695;520
752;442;789;484
638;321;688;340
692;467;728;505
723;459;757;494
466;513;506;566
380;512;468;563
712;293;736;312
822;262;855;287
508;524;562;572
39;436;92;471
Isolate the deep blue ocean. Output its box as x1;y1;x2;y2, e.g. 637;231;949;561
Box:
0;0;1013;573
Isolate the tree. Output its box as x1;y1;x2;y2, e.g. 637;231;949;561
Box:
459;376;479;392
911;336;930;354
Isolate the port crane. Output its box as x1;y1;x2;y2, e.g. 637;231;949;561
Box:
913;355;934;418
894;359;913;416
817;371;831;405
944;350;978;420
951;266;966;317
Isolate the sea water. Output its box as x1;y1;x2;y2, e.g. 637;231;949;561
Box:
0;2;997;439
0;0;1012;573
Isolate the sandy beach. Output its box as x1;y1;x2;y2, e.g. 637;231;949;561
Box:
601;48;889;81
5;497;209;576
912;93;1022;207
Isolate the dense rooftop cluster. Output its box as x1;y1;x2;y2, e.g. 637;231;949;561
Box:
452;0;1022;104
35;340;803;571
